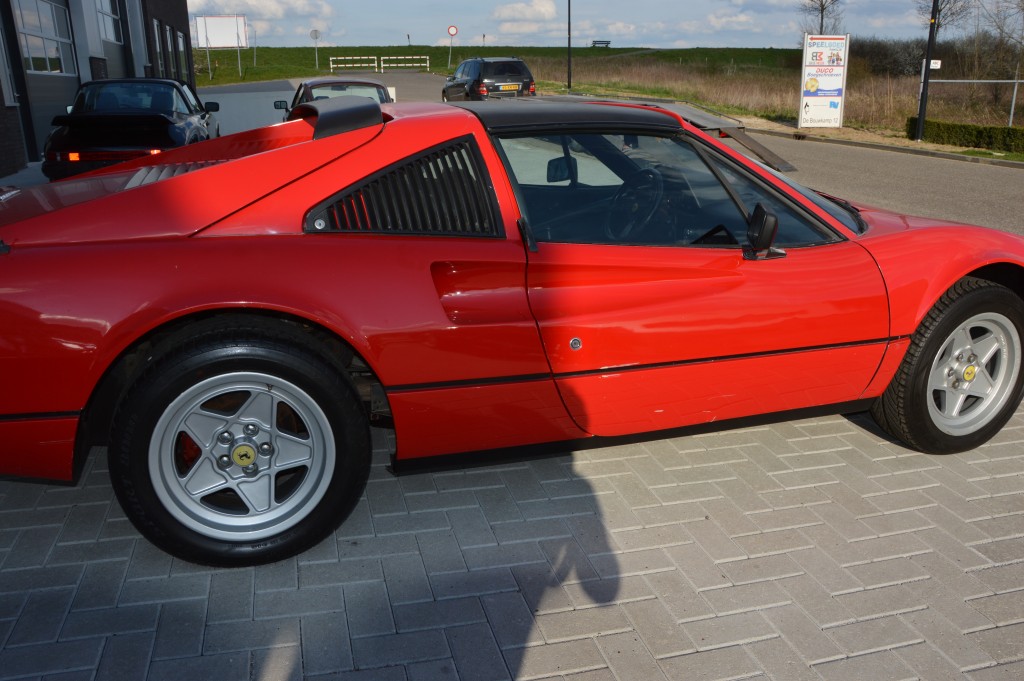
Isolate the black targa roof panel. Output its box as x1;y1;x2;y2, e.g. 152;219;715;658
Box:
450;99;684;135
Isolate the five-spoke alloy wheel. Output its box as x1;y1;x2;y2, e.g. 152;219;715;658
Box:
110;318;370;566
873;277;1024;454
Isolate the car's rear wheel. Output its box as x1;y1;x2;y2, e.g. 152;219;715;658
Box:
110;321;370;566
872;277;1024;453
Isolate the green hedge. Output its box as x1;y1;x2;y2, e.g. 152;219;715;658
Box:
906;117;1024;153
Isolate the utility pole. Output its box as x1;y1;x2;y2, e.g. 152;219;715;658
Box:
567;0;572;90
914;0;940;141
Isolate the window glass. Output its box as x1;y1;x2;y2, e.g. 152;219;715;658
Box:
153;19;164;77
97;0;122;43
176;32;186;78
309;83;388;103
707;157;835;246
165;26;175;78
14;0;75;74
180;84;201;112
495;132;835;248
172;90;189;114
482;61;527;79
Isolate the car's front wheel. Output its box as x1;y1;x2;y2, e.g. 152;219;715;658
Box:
110;321;370;566
872;277;1024;453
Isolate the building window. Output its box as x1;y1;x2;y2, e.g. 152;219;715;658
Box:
13;0;76;75
152;19;164;77
176;32;186;81
165;25;175;78
97;0;122;44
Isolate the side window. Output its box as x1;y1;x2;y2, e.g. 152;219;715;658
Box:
496;132;752;246
172;91;189;114
180;85;201;113
305;136;502;237
707;156;836;247
496;132;836;248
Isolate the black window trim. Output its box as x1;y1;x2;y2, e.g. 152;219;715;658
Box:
304;134;505;238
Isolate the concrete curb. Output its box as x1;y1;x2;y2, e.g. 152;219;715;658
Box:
748;127;1024;170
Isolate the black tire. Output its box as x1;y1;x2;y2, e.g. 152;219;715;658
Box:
872;277;1024;454
109;319;370;566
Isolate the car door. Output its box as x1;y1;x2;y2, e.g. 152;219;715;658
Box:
494;130;891;437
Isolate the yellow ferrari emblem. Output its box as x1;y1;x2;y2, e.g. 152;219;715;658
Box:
963;365;977;382
231;444;257;467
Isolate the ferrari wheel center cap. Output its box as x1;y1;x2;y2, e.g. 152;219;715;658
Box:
231;443;258;467
962;365;977;382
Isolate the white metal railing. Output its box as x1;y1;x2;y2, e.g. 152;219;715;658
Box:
329;56;378;71
379;56;429;72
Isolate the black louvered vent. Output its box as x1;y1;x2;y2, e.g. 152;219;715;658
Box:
307;139;500;237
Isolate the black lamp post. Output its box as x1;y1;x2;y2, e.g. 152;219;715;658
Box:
567;0;572;90
915;0;941;141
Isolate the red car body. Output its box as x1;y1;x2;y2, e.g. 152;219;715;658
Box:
2;96;1022;564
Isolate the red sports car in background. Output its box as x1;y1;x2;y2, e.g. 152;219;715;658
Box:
2;96;1022;566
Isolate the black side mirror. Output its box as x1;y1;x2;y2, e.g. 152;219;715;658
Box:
204;101;220;112
744;203;784;260
546;156;578;183
273;100;288;110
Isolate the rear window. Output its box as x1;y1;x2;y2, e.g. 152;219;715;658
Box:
482;62;529;79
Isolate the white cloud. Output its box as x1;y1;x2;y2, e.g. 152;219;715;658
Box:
189;1;333;22
493;0;557;22
707;11;759;31
605;22;636;38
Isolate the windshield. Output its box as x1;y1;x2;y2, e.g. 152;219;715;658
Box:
75;82;179;113
308;84;388;104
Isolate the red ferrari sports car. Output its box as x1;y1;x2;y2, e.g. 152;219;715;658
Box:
2;96;1023;566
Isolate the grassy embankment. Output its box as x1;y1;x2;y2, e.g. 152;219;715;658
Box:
194;45;1024;161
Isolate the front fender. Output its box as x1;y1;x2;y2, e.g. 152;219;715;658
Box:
859;222;1024;337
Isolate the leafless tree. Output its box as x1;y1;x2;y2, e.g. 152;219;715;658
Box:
915;0;975;38
977;0;1024;49
798;0;844;35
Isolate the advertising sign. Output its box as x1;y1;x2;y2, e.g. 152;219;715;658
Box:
196;15;248;49
798;34;849;128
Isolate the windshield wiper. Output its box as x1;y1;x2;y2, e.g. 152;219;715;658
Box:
818;192;868;233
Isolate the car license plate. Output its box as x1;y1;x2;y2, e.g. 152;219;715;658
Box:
499;84;519;91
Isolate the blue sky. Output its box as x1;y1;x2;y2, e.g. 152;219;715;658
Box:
186;1;934;49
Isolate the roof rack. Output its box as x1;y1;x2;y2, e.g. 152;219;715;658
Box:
288;96;384;140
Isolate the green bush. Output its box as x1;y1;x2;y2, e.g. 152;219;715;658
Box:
907;117;1024;153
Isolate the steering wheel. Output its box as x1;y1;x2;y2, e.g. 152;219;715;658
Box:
605;168;664;241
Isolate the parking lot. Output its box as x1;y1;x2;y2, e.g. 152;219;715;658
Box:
1;75;1022;680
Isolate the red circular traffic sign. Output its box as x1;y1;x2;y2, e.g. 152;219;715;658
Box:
448;25;458;36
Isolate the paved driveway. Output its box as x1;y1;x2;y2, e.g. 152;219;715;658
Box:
1;75;1022;680
2;412;1022;680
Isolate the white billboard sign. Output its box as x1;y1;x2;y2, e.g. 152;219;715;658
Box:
798;34;850;129
196;15;248;49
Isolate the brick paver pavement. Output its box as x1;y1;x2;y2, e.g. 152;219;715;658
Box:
1;406;1023;680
